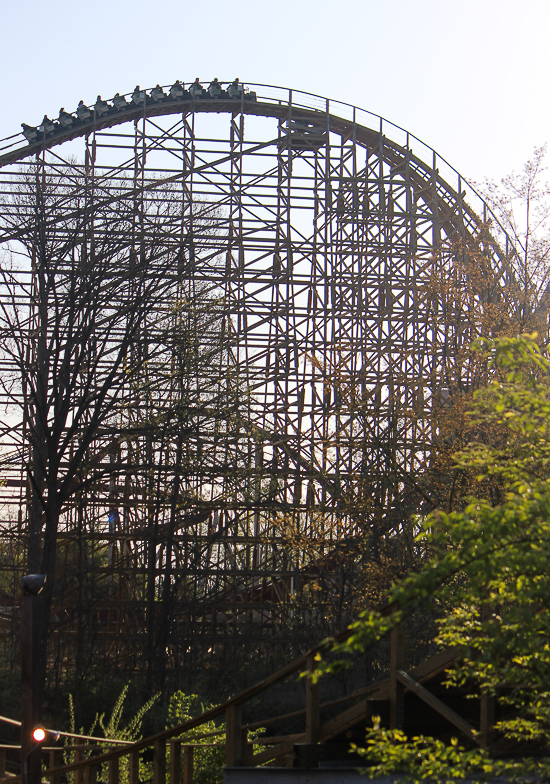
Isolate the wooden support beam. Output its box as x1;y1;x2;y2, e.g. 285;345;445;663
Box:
154;740;166;784
479;606;495;749
225;704;244;767
108;755;119;784
396;670;479;743
84;762;97;784
128;751;140;784
48;750;63;784
183;745;194;784
480;693;495;749
74;747;84;784
390;624;404;729
169;740;182;784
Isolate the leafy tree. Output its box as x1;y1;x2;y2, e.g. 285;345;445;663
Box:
318;334;550;782
292;147;550;637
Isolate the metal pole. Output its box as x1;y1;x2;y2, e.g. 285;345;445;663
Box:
21;575;45;784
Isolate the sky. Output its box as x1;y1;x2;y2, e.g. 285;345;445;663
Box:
1;0;549;187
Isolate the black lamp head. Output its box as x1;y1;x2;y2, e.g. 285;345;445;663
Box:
22;574;47;596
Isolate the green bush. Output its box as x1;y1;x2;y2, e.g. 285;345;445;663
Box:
320;335;550;782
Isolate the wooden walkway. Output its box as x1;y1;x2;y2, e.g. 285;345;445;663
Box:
0;615;497;783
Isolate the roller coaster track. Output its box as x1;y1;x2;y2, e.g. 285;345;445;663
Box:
0;80;531;678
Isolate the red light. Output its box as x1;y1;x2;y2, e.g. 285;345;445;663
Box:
32;727;46;743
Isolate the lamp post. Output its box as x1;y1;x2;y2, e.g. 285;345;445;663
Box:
21;574;46;784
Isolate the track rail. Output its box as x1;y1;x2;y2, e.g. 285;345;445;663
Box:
0;80;513;256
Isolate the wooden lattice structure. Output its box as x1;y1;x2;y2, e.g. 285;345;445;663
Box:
0;81;519;683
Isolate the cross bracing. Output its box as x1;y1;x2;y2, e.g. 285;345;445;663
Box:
0;82;527;679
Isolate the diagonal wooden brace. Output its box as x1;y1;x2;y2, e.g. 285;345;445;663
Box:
396;669;480;744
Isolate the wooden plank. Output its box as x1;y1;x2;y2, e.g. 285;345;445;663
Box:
248;736;303;767
169;741;182;784
319;699;369;742
74;747;84;784
367;647;460;701
128;751;140;784
480;693;495;749
183;745;193;784
84;763;97;784
225;704;244;767
48;750;63;784
412;648;460;684
154;740;166;784
254;734;301;745
108;756;120;784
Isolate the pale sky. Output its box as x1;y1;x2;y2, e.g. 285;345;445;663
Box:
1;0;548;186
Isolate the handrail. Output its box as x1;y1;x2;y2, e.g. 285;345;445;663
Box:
0;715;132;745
1;606;399;783
0;638;466;783
0;623;354;782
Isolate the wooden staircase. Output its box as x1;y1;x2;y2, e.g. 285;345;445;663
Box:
0;623;492;783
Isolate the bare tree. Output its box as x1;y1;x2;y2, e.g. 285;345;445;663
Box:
481;144;550;325
0;157;228;736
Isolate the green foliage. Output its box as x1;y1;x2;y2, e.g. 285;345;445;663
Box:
66;684;159;741
317;334;550;780
64;685;159;783
353;718;548;783
166;691;225;784
96;684;160;742
166;691;264;784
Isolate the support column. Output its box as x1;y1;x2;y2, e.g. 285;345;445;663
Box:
21;576;46;784
225;703;244;767
390;624;405;730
